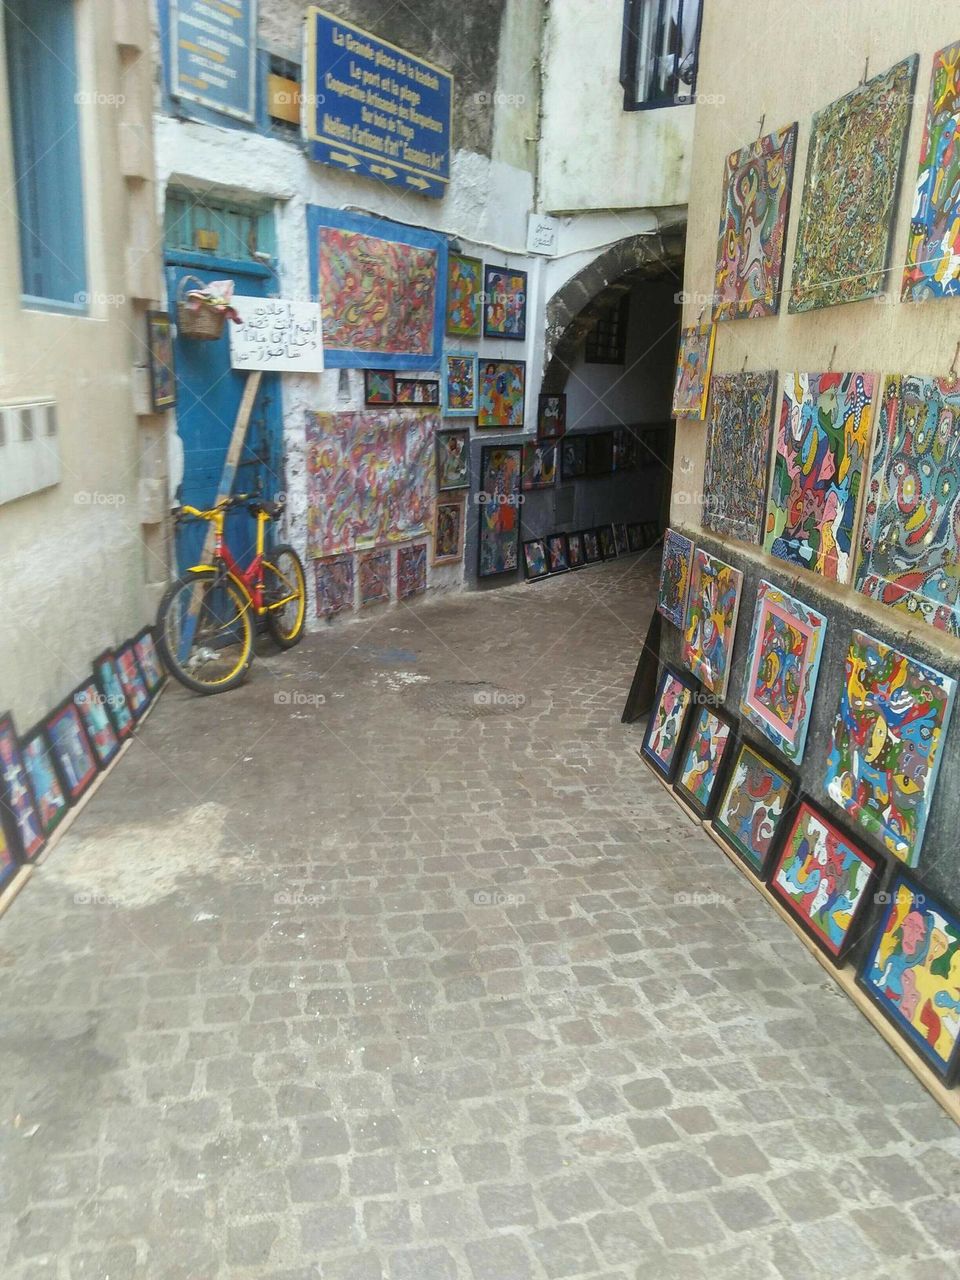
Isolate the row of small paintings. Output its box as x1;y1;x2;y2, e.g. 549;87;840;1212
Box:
523;523;657;579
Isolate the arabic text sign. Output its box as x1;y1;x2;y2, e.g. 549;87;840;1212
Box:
170;0;258;123
229;298;325;372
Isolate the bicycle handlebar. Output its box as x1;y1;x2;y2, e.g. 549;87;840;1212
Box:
173;493;284;523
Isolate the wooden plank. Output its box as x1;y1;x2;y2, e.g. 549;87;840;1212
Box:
198;369;262;564
0;866;34;919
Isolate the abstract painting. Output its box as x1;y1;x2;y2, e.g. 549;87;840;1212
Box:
306;410;435;557
433;499;465;565
561;436;587;480
446;252;482;337
116;644;150;719
713;123;797;321
656;528;694;629
567;532;585;568
672;324;716;418
397;544;427;600
546;534;570;574
74;682;120;768
0;712;45;861
442;353;477;416
358;549;391;606
92;652;134;739
396;378;440;406
765;371;876;582
902;42;960;302
825;630;956;866
674;707;734;819
859;873;960;1082
702;372;777;543
855;374;960;636
538;393;566;439
789;58;918;312
436;428;470;492
364;370;395;406
523;538;549;580
315;555;355;618
21;726;68;836
483;265;527;340
308;206;446;369
478;360;525;428
713;742;794;876
521;442;557;491
739;579;827;764
681;548;743;699
641;666;697;783
45;702;98;802
133;629;164;694
770;801;880;961
478;446;521;577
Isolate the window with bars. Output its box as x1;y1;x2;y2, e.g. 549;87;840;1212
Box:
620;0;702;111
585;296;630;365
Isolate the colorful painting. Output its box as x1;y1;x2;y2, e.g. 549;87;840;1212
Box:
46;702;98;801
442;353;478;416
116;645;150;718
146;310;176;410
483;265;527;340
538;393;566;439
0;713;44;862
567;532;585;568
674;708;734;818
315;555;355;617
92;653;134;739
765;371;876;582
21;727;68;836
789;58;918;312
306;410;435;557
713;742;794;875
364;369;395;406
396;378;440;406
672;324;716;419
582;529;601;563
681;549;743;699
134;630;164;694
703;372;777;543
771;802;880;961
308;206;446;369
359;550;391;606
641;666;697;782
546;534;570;573
561;436;587;480
436;428;470;491
656;528;694;628
397;544;427;600
478;446;522;577
855;374;960;636
433;499;465;565
903;42;960;302
825;630;956;866
478;360;525;428
523;538;549;580
74;682;120;768
521;442;557;491
446;253;482;337
859;873;960;1082
740;580;827;764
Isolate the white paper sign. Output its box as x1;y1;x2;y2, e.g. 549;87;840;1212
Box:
229;297;325;372
526;212;559;256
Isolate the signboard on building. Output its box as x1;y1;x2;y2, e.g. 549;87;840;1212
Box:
170;0;258;123
229;297;325;372
303;7;452;199
527;213;560;256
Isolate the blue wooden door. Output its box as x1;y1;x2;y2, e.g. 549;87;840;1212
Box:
165;253;284;573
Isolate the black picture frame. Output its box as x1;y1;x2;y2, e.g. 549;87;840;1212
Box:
73;680;121;769
134;628;166;696
477;444;522;578
146;310;176;411
712;739;798;880
582;529;602;563
522;538;550;580
115;642;152;720
641;664;699;783
546;533;570;574
0;710;45;864
43;697;99;804
612;522;629;555
482;264;528;340
566;531;587;569
436;428;471;492
627;523;643;552
560;436;587;480
92;650;136;739
672;705;737;820
537;392;566;439
19;721;70;837
598;525;617;559
364;368;396;405
396;377;440;406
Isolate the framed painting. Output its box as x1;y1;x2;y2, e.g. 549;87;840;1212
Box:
641;665;698;783
713;741;795;876
0;817;17;891
713;123;798;321
789;57;918;312
397;543;427;600
739;580;827;764
21;724;69;837
523;538;550;581
0;712;45;861
825;630;956;866
859;872;960;1083
358;549;391;606
560;436;587;480
433;498;465;566
657;528;694;629
364;369;395;406
672;324;716;419
673;706;735;819
586;432;614;476
546;533;570;574
613;428;638;472
612;523;629;555
598;526;617;559
483;265;527;340
92;651;134;739
538;393;566;439
396;377;440;406
703;372;777;544
903;42;960;302
146;310;176;410
765;371;877;583
116;642;151;718
134;628;165;695
478;445;522;577
45;700;98;802
446;252;482;337
681;548;743;700
442;353;478;416
582;529;602;563
567;532;586;569
855;374;960;636
73;682;120;769
522;442;557;491
307;205;447;369
314;555;355;618
770;800;881;962
478;360;525;428
627;524;643;553
436;428;470;492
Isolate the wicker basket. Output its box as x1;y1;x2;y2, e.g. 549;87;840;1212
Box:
176;275;227;341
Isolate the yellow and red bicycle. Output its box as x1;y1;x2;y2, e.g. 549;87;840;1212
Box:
156;495;306;694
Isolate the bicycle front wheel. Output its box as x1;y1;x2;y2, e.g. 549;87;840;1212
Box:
263;543;307;649
156;570;254;694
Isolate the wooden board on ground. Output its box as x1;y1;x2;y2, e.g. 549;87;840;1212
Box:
621;608;662;723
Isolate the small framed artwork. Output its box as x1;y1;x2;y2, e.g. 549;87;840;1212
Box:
436;428;470;491
598;526;617;559
641;665;698;783
521;442;557;491
582;529;602;563
73;682;121;769
315;555;355;618
538;393;566;439
116;643;151;718
446;252;483;338
397;543;427;600
682;548;743;700
567;532;586;569
396;377;440;406
0;712;46;862
546;533;570;574
478;359;525;428
364;369;395;406
92;651;135;739
672;323;716;419
613;428;639;472
769;799;881;963
359;549;392;606
657;528;695;629
560;436;587;480
612;522;629;555
483;265;527;340
134;628;165;695
627;524;643;553
433;498;466;566
442;353;478;416
858;872;960;1083
21;724;69;837
146;310;177;411
712;741;795;877
45;700;98;803
586;432;614;476
478;445;522;577
523;538;550;581
673;707;735;819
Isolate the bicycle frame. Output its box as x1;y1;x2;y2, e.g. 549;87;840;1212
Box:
192;505;271;614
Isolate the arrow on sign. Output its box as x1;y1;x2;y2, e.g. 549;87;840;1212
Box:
330;150;361;168
370;164;398;180
405;174;430;190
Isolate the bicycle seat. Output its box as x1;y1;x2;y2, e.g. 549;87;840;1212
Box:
248;498;284;518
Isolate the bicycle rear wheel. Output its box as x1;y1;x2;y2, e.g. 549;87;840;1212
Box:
263;543;307;649
156;570;254;694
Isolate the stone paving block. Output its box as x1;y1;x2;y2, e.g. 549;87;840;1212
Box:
464;1234;533;1280
649;1199;725;1250
529;1222;599;1277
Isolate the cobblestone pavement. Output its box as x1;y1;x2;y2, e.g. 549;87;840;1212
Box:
2;554;960;1280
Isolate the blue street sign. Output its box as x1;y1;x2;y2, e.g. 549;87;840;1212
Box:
170;0;258;124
